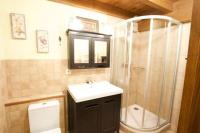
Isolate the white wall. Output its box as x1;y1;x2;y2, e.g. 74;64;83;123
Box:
0;0;123;60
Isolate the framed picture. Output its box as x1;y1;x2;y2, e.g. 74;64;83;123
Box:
77;17;99;32
10;13;26;39
36;30;49;53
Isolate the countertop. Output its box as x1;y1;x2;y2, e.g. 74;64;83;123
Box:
68;81;123;103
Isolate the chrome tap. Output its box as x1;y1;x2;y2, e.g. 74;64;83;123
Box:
86;79;95;84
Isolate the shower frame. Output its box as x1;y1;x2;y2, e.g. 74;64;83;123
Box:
113;15;182;132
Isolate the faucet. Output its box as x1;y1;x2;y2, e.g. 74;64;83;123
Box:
86;79;95;84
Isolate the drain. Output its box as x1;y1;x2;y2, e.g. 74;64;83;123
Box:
133;107;139;110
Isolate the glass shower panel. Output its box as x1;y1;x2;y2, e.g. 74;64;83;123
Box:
159;23;181;125
143;19;169;128
111;22;132;124
112;15;182;132
129;19;150;129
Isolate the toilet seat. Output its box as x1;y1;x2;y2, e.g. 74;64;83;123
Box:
40;128;61;133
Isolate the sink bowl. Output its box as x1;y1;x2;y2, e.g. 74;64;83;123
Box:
68;81;123;103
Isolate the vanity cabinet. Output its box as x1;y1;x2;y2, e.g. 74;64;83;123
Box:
67;93;121;133
67;29;111;69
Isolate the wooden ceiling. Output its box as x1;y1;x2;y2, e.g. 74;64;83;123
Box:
50;0;178;19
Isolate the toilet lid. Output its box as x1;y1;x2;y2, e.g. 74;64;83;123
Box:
40;128;61;133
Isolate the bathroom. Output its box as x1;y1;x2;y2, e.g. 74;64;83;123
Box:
0;0;199;133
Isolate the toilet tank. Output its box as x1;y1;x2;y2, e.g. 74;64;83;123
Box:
28;100;60;133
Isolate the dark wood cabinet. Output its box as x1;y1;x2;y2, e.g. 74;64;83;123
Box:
101;96;121;133
67;93;121;133
67;29;111;69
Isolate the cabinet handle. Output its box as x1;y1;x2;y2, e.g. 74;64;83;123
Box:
105;99;114;103
85;104;99;109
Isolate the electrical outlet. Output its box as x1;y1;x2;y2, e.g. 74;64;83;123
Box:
65;68;71;75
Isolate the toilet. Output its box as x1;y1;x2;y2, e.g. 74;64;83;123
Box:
28;100;61;133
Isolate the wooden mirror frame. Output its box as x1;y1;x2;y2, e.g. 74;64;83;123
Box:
92;37;110;68
67;29;111;69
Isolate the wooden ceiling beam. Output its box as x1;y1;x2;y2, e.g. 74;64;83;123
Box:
140;0;173;13
49;0;135;19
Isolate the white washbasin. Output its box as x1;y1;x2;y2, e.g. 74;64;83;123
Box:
68;81;123;103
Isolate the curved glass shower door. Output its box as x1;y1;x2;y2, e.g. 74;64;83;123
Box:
111;16;182;131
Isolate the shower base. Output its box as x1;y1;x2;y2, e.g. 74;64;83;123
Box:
121;104;170;132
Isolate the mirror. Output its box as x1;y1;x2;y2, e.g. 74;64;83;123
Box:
74;39;89;63
94;41;107;63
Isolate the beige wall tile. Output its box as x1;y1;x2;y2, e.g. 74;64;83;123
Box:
5;60;109;99
0;61;7;133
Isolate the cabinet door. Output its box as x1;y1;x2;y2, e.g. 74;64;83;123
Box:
78;102;101;133
69;35;92;69
92;38;110;68
101;95;121;133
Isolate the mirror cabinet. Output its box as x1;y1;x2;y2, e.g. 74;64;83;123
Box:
67;29;111;69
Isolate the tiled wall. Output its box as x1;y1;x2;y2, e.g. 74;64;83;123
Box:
5;60;110;99
0;61;7;133
3;59;110;133
5;60;68;99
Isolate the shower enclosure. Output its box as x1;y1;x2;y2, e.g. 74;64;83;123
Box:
111;15;182;132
